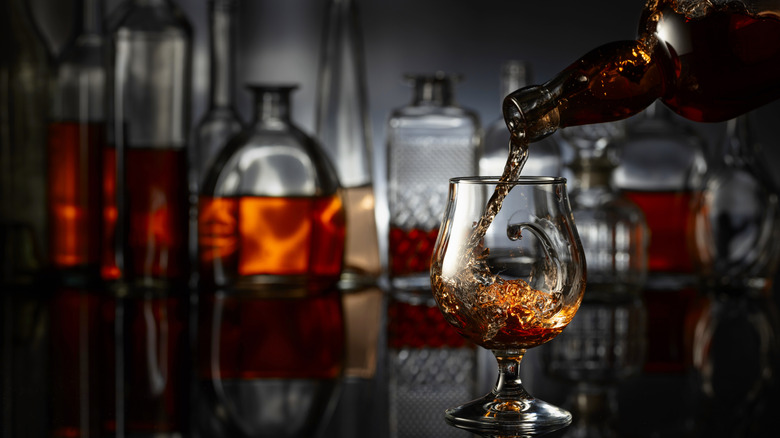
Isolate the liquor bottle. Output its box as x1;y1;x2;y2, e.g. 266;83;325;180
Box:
106;0;193;435
611;102;708;437
481;60;562;178
502;0;780;144
689;113;780;437
385;73;480;438
543;122;648;438
197;84;346;438
0;0;52;436
46;0;107;435
193;0;243;188
314;0;383;436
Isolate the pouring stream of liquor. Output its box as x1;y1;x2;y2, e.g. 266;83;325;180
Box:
465;132;529;251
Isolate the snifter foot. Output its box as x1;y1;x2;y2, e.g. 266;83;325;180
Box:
444;392;572;437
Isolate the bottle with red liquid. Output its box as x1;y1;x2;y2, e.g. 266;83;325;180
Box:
502;0;780;143
46;0;108;436
105;0;193;435
197;84;346;438
385;73;480;438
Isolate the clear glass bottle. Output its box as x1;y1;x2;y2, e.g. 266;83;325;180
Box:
193;0;243;188
0;0;51;436
502;0;780;143
197;84;346;438
611;102;708;438
689;114;780;436
105;0;193;435
385;72;480;438
46;0;107;435
314;0;383;436
481;60;562;178
544;122;648;438
386;72;481;290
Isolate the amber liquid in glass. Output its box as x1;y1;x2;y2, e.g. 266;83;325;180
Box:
101;146;190;282
198;194;345;286
388;226;439;277
47;121;105;269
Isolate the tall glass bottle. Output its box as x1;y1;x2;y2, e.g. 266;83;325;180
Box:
106;0;193;435
502;0;780;144
193;0;243;188
544;122;648;438
689;114;780;437
314;0;383;436
47;0;106;435
197;84;346;438
385;72;480;438
611;102;708;438
0;0;51;436
481;60;561;178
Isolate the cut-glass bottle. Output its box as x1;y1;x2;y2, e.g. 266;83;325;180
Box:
385;72;480;438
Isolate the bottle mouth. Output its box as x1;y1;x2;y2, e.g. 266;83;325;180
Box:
450;176;567;186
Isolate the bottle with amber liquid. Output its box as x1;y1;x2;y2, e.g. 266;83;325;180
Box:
197;84;346;438
502;0;780;142
47;0;107;435
105;0;193;435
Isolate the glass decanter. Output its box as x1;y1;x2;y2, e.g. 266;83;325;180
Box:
430;176;586;436
385;72;481;438
105;0;193;435
689;113;780;437
481;60;562;178
47;0;107;435
543;122;648;438
197;84;346;438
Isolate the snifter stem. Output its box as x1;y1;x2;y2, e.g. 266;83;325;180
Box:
492;349;532;409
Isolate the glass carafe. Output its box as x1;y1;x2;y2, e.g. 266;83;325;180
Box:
544;122;648;438
385;72;481;438
197;84;346;438
481;60;562;178
503;0;780;143
106;0;193;435
315;0;383;436
689;113;780;437
47;0;107;435
612;103;708;438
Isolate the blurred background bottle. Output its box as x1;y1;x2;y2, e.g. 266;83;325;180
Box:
384;72;480;438
480;60;562;178
193;0;243;190
46;0;107;435
106;0;193;435
314;0;384;436
197;84;346;438
1;0;52;436
689;113;780;438
544;122;648;438
612;102;708;438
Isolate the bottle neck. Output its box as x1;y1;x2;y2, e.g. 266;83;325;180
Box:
208;0;236;108
411;76;455;106
251;87;294;122
80;0;103;36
